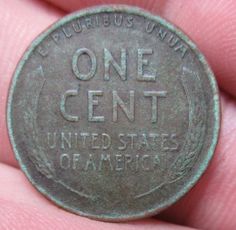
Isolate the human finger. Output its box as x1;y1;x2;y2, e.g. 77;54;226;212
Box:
0;163;194;230
0;0;64;166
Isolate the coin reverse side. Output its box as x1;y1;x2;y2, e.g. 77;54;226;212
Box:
8;6;220;221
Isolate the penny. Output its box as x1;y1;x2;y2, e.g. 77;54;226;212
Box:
7;6;220;221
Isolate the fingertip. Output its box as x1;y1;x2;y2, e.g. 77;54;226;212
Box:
161;0;236;97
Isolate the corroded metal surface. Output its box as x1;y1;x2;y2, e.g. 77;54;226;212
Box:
7;6;220;221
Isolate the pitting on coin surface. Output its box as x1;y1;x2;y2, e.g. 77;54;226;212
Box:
7;6;220;221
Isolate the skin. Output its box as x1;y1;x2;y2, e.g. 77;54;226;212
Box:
0;0;236;229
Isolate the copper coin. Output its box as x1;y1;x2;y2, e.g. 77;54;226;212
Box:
7;6;220;221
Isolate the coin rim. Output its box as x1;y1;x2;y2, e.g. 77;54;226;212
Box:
7;5;220;221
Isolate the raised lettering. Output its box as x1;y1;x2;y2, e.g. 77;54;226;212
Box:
112;90;134;122
60;89;79;122
60;154;70;169
137;48;156;81
101;133;111;150
98;154;113;171
72;48;97;80
104;48;127;81
61;132;72;149
144;91;167;123
72;154;80;169
88;90;104;122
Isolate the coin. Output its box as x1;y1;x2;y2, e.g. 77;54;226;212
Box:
7;5;220;221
